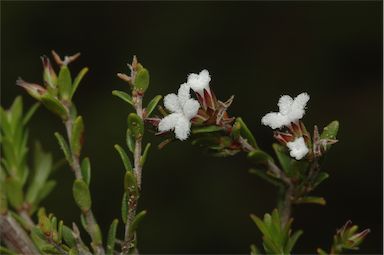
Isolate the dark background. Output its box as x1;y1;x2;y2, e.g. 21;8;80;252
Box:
1;1;383;254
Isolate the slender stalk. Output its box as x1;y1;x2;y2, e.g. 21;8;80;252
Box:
239;136;293;227
64;114;105;255
0;214;39;254
122;94;144;255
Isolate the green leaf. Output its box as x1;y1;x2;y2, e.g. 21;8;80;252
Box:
72;179;91;212
192;125;223;134
320;120;339;140
23;102;40;125
126;128;135;153
129;210;147;236
57;220;63;243
127;113;144;139
71;67;89;99
145;95;162;118
41;94;68;120
140;143;151;167
114;144;133;172
106;219;119;255
312;172;329;189
112;90;133;106
295;196;326;206
5;177;23;209
124;171;139;198
81;157;91;186
34;180;57;209
58;65;72;100
235;117;258;149
62;225;76;248
0;246;17;255
71;116;84;157
247;150;273;165
134;68;149;93
285;230;303;253
249;169;283;187
317;248;328;255
121;192;128;224
250;214;270;240
55;132;72;164
10;96;23;126
26;142;53;205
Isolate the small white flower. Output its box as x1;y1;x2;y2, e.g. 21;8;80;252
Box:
158;83;200;140
286;137;309;160
261;92;310;129
187;69;211;95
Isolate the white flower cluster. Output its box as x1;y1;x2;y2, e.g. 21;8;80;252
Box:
158;70;211;140
158;83;200;140
261;93;310;129
262;92;310;160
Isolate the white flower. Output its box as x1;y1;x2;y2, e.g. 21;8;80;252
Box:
158;83;200;140
261;92;310;129
286;137;309;160
187;69;211;95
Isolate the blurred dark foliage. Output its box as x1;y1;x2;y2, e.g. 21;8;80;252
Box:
1;1;382;253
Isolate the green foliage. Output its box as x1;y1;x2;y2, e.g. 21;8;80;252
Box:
114;144;133;172
251;209;303;254
106;219;119;255
318;221;370;255
134;67;150;93
127;113;144;139
234;117;258;149
112;90;133;106
72;179;92;212
145;95;162;118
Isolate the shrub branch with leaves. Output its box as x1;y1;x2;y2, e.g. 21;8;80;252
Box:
0;52;370;255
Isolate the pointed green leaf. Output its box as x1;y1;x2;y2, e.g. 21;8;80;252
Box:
71;67;89;98
71;116;84;157
134;68;149;93
41;94;68;120
312;172;329;189
295;196;326;206
145;95;162;118
140;143;151;167
55;132;72;164
121;192;128;224
127;113;144;139
62;225;76;248
248;150;273;165
114;144;133;172
235;117;258;149
5;177;23;209
126;128;135;153
23;102;40;125
58;220;63;243
192;125;223;134
129;210;147;236
285;230;303;253
249;169;283;187
124;171;139;198
112;90;133;106
58;66;72;100
106;219;119;255
81;157;91;186
320;121;339;140
72;179;91;212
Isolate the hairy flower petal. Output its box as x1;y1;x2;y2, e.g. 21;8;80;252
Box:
174;116;191;141
164;93;182;113
183;99;200;120
286;137;309;160
158;113;182;132
177;83;191;106
187;69;211;94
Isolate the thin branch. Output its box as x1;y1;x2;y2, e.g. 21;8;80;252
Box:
0;214;39;254
64;114;105;255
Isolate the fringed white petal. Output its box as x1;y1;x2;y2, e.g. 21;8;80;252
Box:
289;93;310;121
164;93;182;113
278;95;293;115
158;113;181;132
177;83;191;106
286;137;309;160
261;112;290;129
183;99;200;120
174;116;191;141
187;69;211;93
